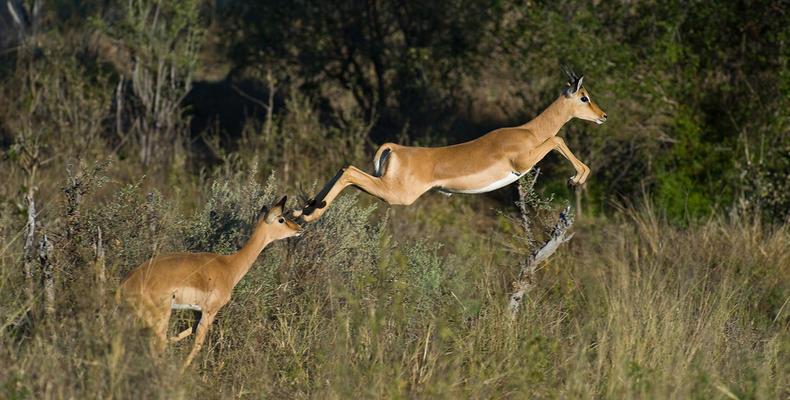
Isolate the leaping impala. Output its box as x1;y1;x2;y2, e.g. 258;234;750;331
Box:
293;66;607;222
119;196;303;371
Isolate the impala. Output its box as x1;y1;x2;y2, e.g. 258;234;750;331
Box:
119;196;303;371
293;66;607;222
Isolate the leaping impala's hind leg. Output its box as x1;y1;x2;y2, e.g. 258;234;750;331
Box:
296;166;427;222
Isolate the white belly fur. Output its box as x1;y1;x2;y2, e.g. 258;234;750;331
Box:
439;169;530;194
171;302;202;311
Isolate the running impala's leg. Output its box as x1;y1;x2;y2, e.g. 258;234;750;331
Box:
297;166;427;222
150;306;172;355
169;310;201;343
181;311;215;371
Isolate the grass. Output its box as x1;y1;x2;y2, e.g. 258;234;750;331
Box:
1;167;788;398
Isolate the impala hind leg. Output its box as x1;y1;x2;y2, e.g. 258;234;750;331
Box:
298;165;425;222
293;169;343;220
170;310;201;343
170;328;192;343
149;307;172;356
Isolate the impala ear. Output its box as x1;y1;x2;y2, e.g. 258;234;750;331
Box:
265;196;287;223
575;76;584;93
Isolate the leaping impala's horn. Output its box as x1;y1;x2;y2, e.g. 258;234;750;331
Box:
560;64;580;84
560;64;584;96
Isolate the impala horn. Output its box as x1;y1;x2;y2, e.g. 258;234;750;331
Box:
560;64;583;96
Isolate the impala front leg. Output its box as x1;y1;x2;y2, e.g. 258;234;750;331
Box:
547;136;590;185
518;136;590;185
181;311;215;371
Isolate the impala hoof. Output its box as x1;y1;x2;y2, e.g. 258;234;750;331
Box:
304;200;326;215
296;199;327;223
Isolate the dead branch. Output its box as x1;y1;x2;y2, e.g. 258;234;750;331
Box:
22;192;36;301
509;206;574;319
39;234;54;316
94;226;106;286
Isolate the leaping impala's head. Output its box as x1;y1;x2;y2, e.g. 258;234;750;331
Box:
260;196;304;239
560;65;607;125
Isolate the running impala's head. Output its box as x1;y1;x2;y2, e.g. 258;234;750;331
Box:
561;65;607;125
260;196;304;239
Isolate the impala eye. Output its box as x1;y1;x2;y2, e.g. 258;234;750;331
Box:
581;96;589;103
278;218;285;223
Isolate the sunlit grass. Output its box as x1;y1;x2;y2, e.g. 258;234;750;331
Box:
1;171;787;399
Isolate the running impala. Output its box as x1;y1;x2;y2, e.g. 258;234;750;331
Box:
119;196;303;371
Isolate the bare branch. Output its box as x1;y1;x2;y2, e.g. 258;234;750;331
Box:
22;192;36;301
94;226;106;285
509;206;574;319
39;234;54;316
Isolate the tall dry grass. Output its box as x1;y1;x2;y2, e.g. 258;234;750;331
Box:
1;174;787;399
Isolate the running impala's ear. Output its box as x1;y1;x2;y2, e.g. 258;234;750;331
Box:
265;196;287;223
575;76;584;93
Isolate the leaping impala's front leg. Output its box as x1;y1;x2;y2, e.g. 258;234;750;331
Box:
552;136;590;184
518;136;590;185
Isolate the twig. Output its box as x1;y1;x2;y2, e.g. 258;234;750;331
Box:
516;168;540;246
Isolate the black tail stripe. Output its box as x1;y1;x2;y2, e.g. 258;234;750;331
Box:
374;148;391;177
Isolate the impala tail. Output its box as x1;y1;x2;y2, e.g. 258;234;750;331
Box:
373;146;392;177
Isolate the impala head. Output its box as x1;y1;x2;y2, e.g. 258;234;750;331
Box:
560;65;607;125
260;196;304;239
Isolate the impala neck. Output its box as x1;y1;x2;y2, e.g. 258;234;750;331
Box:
227;220;273;287
522;96;573;142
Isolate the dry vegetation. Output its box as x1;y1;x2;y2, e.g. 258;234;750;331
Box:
1;174;788;398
